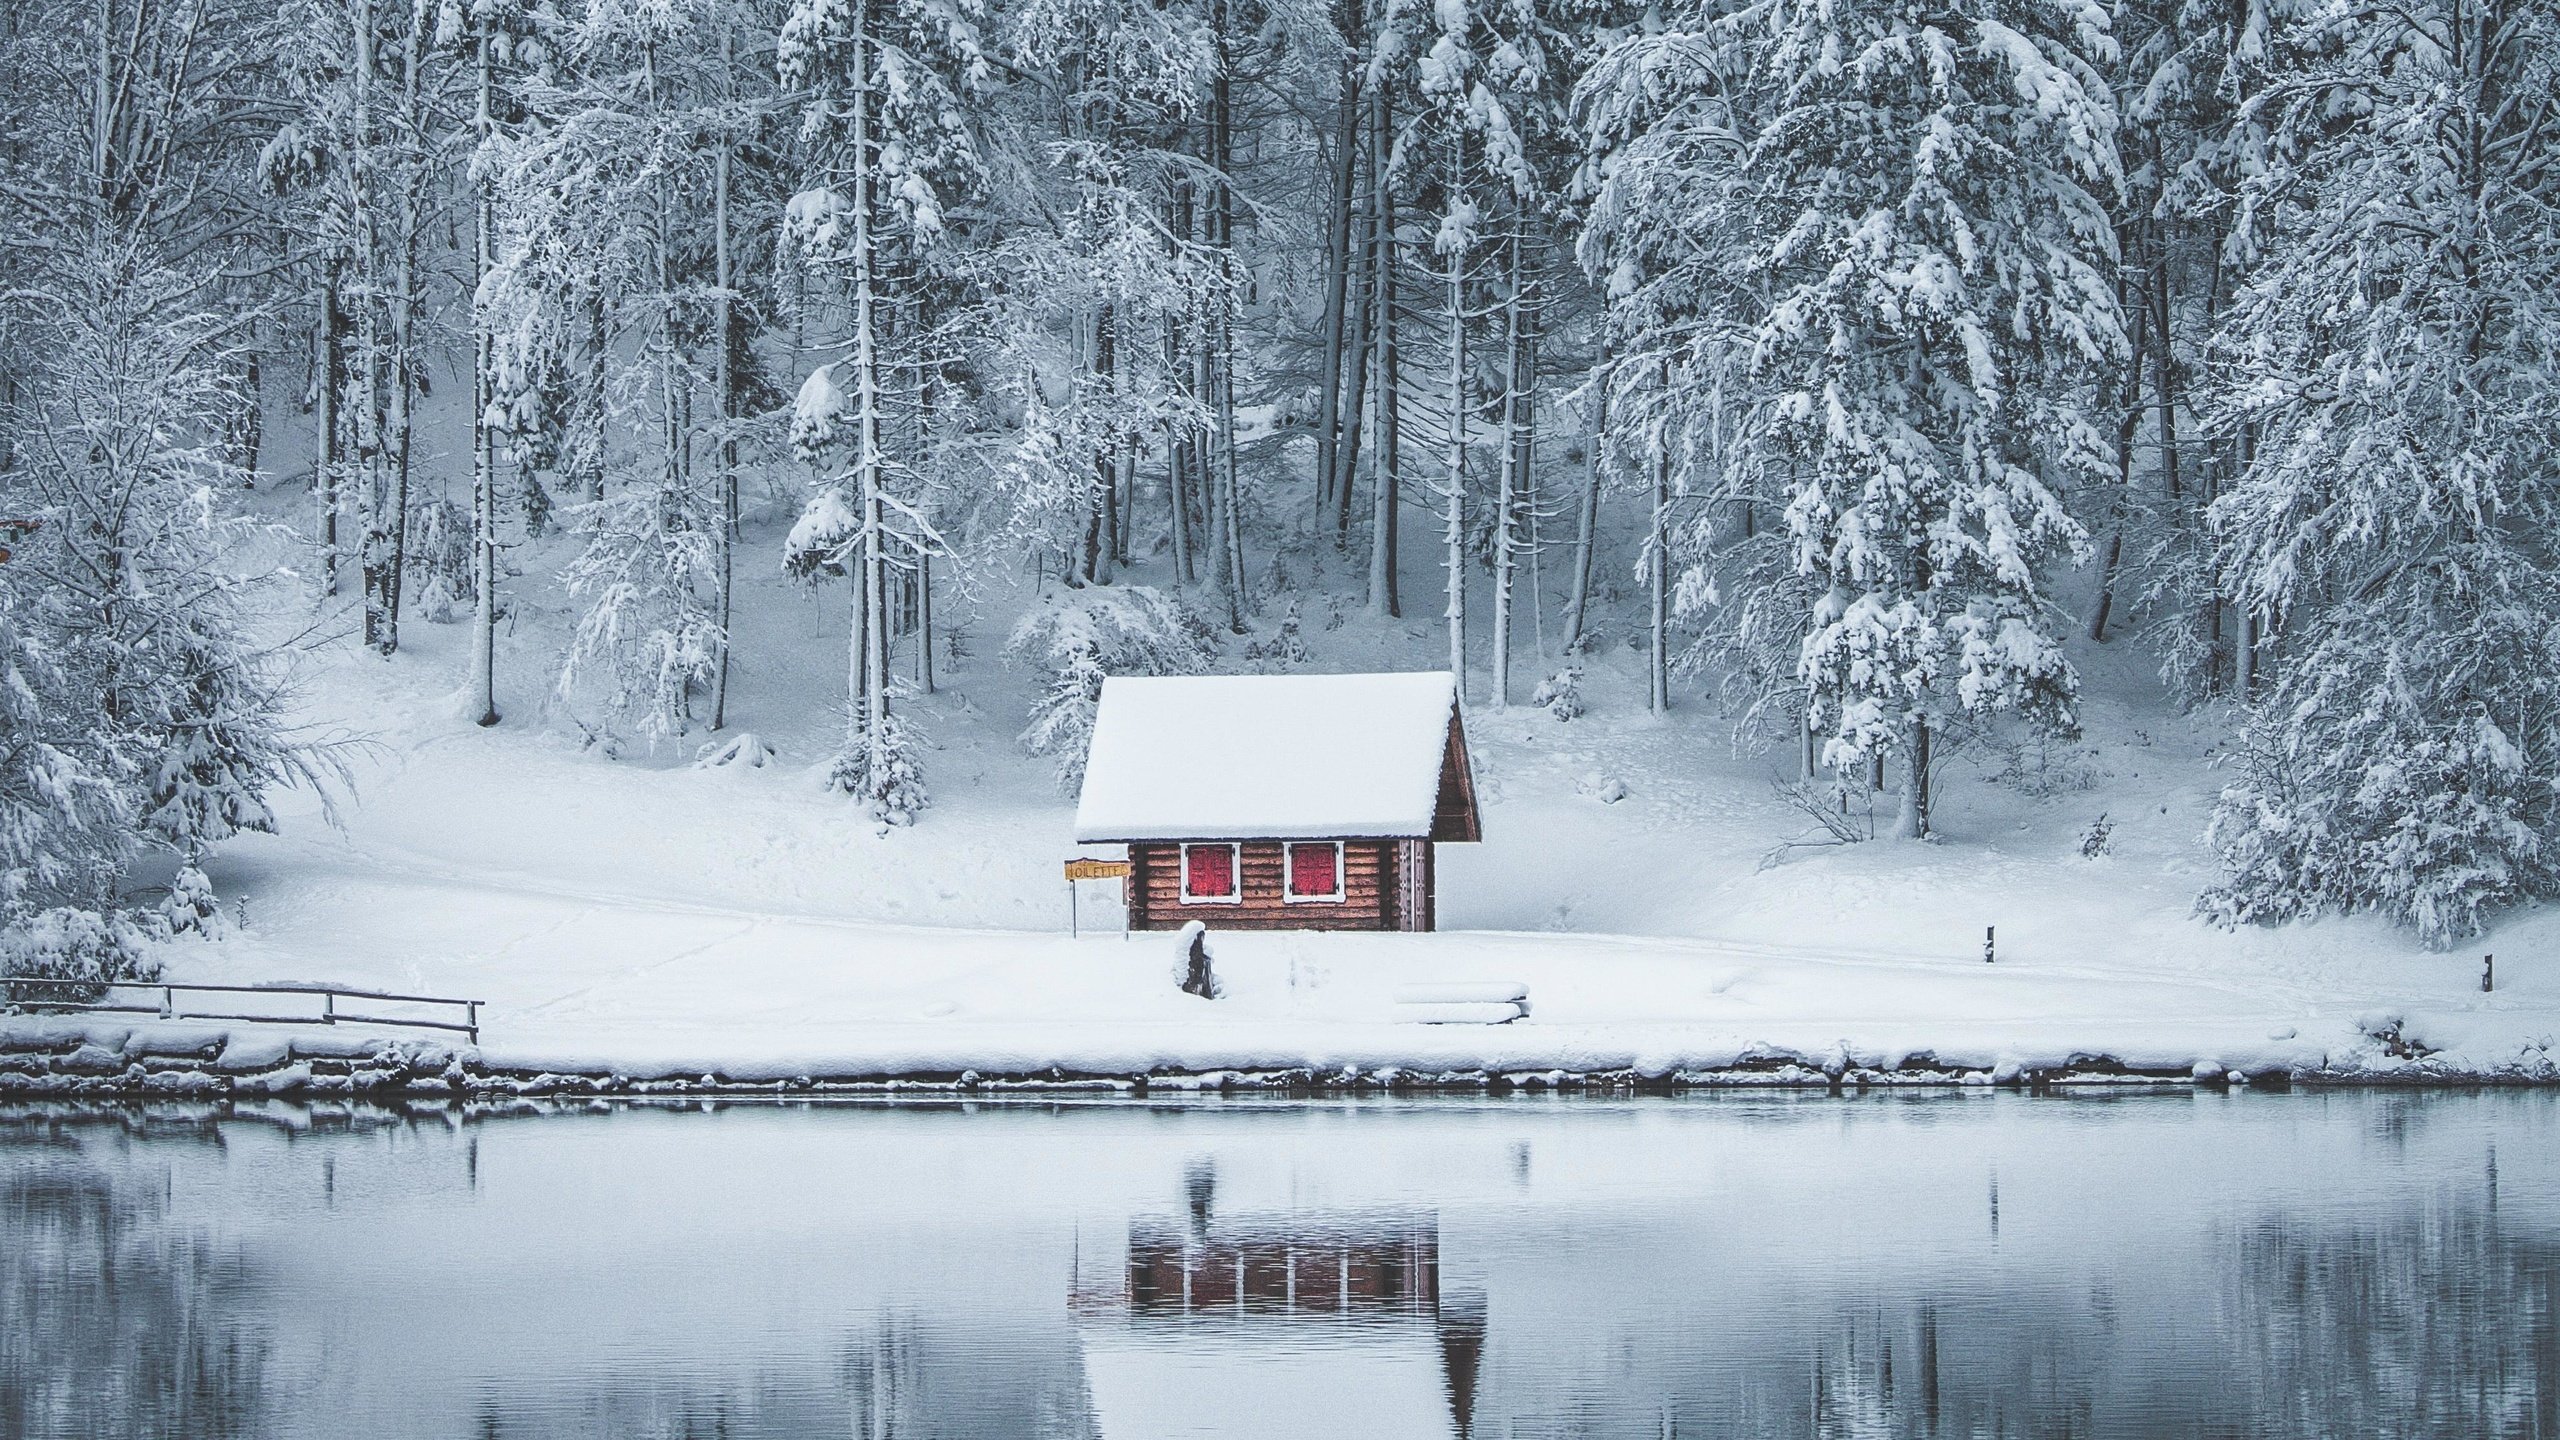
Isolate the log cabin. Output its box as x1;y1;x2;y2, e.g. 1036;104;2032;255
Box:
1072;672;1482;932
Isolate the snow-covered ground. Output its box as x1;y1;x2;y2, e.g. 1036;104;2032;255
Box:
18;486;2556;1083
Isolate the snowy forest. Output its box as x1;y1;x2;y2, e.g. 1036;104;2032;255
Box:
4;0;2559;983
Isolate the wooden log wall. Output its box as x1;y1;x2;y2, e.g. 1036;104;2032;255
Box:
1127;840;1405;931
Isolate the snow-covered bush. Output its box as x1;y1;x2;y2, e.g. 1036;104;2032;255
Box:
1;908;161;1005
1531;666;1585;721
1006;586;1219;793
2200;603;2560;947
1242;602;1308;667
827;709;930;828
555;489;725;747
404;495;477;623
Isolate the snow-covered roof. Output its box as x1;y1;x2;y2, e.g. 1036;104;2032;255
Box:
1074;672;1465;842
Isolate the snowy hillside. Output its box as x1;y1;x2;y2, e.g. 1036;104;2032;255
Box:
6;0;2558;1081
87;479;2535;1084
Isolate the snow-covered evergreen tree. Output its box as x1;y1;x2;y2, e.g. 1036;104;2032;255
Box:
1581;0;2124;835
779;0;990;824
487;0;741;747
1005;586;1220;791
2198;0;2560;944
1;251;311;955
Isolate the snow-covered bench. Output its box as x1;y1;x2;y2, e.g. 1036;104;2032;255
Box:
1393;983;1530;1025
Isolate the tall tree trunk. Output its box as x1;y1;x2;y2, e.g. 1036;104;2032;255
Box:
712;22;738;730
1646;372;1669;717
376;7;424;657
1562;379;1603;652
470;19;499;725
1084;306;1114;583
2088;245;2146;642
1893;715;1930;839
915;544;935;693
1313;36;1361;533
852;0;891;779
1489;233;1525;710
352;0;395;654
1440;138;1467;698
1332;139;1373;548
1364;77;1400;616
1113;334;1136;570
1204;2;1246;628
316;259;343;596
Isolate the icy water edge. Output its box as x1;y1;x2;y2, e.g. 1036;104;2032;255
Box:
3;1090;2553;1439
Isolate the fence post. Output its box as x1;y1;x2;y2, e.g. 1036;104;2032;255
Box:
1983;926;1995;965
467;1001;480;1046
162;984;176;1020
324;991;336;1025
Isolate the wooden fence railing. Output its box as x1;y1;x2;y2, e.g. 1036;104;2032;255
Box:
0;977;482;1044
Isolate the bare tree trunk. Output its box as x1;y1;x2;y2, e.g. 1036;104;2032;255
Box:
2088;250;2146;642
1166;411;1192;583
1113;336;1136;570
1440;138;1467;698
316;259;343;596
711;22;738;730
1333;142;1373;548
916;544;935;693
1084;306;1115;582
1489;233;1525;710
1894;715;1930;839
352;0;396;654
376;9;425;656
1313;37;1361;533
1562;379;1603;652
1646;375;1668;717
470;19;499;726
1204;6;1246;628
852;0;892;779
1365;78;1400;616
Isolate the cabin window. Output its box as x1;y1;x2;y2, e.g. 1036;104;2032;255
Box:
1284;842;1345;903
1179;843;1241;904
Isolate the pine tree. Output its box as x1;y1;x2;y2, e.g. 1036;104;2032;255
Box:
2198;0;2560;944
2;251;314;949
1583;0;2124;834
779;0;990;824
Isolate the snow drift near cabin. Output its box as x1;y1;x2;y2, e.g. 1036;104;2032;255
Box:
1074;672;1472;843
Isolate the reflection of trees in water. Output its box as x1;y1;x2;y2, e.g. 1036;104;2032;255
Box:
844;1312;1097;1440
1490;1206;2560;1440
2234;1202;2560;1439
457;1313;1098;1440
0;1156;272;1440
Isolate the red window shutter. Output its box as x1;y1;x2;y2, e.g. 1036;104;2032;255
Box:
1288;843;1340;899
1185;845;1235;898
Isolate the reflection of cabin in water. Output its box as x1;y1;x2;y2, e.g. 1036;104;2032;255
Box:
1122;1214;1442;1315
1072;673;1482;933
1074;1210;1486;1440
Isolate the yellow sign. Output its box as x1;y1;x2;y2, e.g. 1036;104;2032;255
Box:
1064;857;1132;882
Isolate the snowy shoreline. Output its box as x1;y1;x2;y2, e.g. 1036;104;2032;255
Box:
7;1013;2556;1099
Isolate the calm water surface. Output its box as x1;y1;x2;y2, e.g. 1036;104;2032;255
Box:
3;1090;2554;1439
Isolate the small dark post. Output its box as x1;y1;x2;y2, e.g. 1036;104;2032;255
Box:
2483;954;2494;994
1983;926;1995;965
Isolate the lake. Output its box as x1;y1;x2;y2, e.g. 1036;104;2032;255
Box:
3;1090;2553;1438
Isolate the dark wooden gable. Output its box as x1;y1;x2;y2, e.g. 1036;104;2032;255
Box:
1428;711;1482;842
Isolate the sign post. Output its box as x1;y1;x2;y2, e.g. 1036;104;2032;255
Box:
1063;857;1133;939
